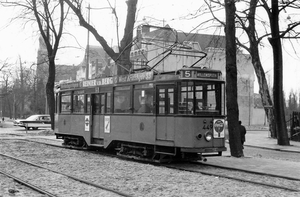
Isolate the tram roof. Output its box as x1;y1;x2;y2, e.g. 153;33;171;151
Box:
58;68;223;90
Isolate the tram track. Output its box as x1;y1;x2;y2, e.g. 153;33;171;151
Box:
21;137;300;193
0;152;132;197
1;137;300;196
0;169;57;197
163;161;300;192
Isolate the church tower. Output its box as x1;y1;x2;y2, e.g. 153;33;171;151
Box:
35;33;48;114
36;34;49;82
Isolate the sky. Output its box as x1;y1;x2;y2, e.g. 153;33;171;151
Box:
0;0;300;94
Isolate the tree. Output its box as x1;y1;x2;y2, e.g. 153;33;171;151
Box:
64;0;138;75
0;59;10;72
206;0;300;144
204;0;277;140
225;0;243;157
287;91;297;114
261;0;300;145
235;0;277;138
2;0;68;129
266;0;288;144
0;60;9;117
0;59;38;119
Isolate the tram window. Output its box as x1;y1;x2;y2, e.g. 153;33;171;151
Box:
168;88;174;114
106;93;111;113
61;94;71;113
158;88;174;115
133;88;154;113
158;89;165;114
195;82;220;114
178;82;194;114
73;94;84;113
195;85;203;113
85;95;91;113
114;90;130;113
178;82;220;115
99;94;105;114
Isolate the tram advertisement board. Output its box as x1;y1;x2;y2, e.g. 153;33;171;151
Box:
104;116;110;133
60;71;154;90
118;71;154;83
213;119;225;138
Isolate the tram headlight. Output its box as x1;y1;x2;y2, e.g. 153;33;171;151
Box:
196;133;202;140
204;131;213;142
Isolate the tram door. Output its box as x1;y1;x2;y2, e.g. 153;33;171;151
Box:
156;85;175;141
90;93;104;143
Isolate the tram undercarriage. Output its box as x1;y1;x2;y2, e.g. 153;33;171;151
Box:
58;134;208;163
62;136;87;148
116;143;205;163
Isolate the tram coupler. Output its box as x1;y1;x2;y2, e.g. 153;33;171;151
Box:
198;155;207;162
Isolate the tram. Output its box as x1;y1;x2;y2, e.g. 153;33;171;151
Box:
55;67;227;162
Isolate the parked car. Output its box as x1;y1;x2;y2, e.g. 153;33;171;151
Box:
13;118;26;127
18;114;51;130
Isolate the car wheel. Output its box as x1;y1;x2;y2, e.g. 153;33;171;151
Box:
25;126;30;130
33;127;38;130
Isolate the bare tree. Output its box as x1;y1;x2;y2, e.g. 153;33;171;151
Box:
205;0;300;145
0;59;10;72
2;0;68;129
234;0;277;138
64;0;138;75
225;0;243;157
260;0;300;145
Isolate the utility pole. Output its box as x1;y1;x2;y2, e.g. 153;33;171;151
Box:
86;4;91;80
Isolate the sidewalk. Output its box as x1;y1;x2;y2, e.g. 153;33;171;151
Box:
244;130;300;153
207;130;300;180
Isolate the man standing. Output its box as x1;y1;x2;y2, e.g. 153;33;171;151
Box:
239;120;247;149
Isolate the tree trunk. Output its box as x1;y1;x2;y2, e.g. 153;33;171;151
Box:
225;0;243;157
117;0;137;75
269;0;289;145
250;49;276;138
252;58;276;137
46;57;56;130
64;0;137;76
246;0;277;138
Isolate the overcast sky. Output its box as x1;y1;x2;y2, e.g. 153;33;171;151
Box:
0;0;300;94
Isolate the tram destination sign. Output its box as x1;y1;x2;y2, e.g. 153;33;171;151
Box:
180;69;219;79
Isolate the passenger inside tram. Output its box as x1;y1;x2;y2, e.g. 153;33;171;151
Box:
114;93;129;113
138;95;152;113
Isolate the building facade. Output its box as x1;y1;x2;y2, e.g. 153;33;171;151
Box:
130;25;256;125
77;25;262;125
76;45;110;80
